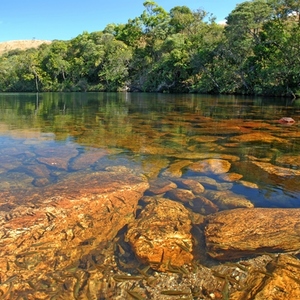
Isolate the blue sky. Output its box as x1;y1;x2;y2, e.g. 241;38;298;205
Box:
0;1;241;42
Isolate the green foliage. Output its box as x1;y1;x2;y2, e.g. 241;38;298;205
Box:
0;0;299;97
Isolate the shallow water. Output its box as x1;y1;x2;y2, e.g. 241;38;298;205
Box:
0;92;299;207
1;92;300;298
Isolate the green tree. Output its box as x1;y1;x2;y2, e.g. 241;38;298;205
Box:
169;6;194;34
98;35;132;91
253;8;300;96
41;40;70;89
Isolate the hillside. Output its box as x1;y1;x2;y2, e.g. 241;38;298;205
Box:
0;39;52;55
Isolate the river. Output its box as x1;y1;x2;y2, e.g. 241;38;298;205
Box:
0;92;299;299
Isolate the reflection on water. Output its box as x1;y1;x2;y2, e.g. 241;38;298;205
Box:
0;92;299;206
0;92;300;298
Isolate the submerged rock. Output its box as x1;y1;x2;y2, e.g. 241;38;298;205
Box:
193;176;233;191
231;254;300;300
252;161;300;176
140;156;170;179
275;154;300;168
188;159;232;175
161;159;192;177
0;169;148;289
69;148;108;170
192;195;219;215
165;188;196;203
147;178;177;195
238;180;259;189
278;117;295;124
219;172;243;182
126;198;194;271
173;178;205;195
204;190;253;210
171;153;240;162
35;145;78;170
229;132;287;144
205;208;300;260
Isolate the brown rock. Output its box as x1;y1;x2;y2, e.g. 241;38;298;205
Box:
174;178;205;194
192;195;219;215
229;132;287;143
252;161;300;176
69;149;108;170
219;172;243;182
194;176;233;191
205;208;300;260
126;198;194;271
190;136;220;143
165;188;195;203
0;172;33;191
140;156;170;179
0;169;148;286
189;159;231;175
238;180;259;189
204;190;254;210
37;156;70;170
32;177;51;187
275;154;300;168
0;154;23;170
161;160;192;177
231;254;300;300
241;121;280;130
35;145;78;170
174;153;240;162
14;164;50;178
147;178;177;195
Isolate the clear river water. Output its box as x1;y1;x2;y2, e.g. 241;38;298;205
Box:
0;92;300;299
0;92;299;207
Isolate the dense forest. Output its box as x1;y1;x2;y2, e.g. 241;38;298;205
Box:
0;0;299;97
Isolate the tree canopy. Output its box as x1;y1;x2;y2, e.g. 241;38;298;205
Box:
0;0;299;97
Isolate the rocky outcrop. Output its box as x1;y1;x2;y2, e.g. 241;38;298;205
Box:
126;198;196;271
0;169;148;294
205;208;300;260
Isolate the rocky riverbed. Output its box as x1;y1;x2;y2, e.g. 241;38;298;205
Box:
0;95;300;300
0;142;300;299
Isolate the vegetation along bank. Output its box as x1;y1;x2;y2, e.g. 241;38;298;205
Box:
0;0;299;97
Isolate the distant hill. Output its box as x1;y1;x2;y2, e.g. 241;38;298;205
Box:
0;40;52;55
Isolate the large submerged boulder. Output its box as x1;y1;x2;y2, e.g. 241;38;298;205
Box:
0;168;149;287
205;208;300;260
126;198;196;271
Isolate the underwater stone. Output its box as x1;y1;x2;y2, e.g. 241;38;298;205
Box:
205;208;300;260
126;198;194;271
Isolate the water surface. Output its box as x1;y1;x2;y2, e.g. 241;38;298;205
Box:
1;92;300;298
0;92;299;207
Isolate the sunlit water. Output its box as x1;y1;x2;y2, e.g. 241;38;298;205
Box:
0;92;299;208
1;92;300;298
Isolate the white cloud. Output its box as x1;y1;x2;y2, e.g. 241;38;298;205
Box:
218;19;227;25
